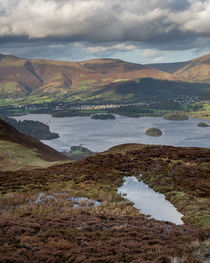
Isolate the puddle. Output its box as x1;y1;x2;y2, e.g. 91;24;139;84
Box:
34;192;57;203
68;197;101;208
32;192;100;208
118;176;184;225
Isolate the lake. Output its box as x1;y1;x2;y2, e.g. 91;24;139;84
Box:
14;114;210;152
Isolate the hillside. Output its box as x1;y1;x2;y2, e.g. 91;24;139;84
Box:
174;54;210;83
0;143;209;262
0;53;210;107
0;118;68;171
148;54;210;83
0;54;177;98
147;61;189;73
91;77;210;102
3;117;59;140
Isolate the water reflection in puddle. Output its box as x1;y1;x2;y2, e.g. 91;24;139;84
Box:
118;176;184;225
32;192;100;208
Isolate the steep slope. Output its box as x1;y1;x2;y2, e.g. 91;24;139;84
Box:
147;54;210;83
0;118;68;171
0;54;177;98
146;61;189;73
0;55;43;97
174;54;210;83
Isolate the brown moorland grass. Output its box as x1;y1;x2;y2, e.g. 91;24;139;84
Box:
0;144;209;262
0;212;209;263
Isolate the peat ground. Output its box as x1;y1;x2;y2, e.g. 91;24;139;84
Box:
0;144;209;262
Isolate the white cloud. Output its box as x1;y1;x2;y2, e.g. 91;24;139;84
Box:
0;0;210;53
83;43;138;53
154;56;165;62
142;49;163;58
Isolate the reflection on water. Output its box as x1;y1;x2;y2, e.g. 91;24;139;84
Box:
118;176;184;225
32;192;100;208
14;114;210;152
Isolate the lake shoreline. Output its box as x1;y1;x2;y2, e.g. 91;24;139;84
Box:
13;114;210;152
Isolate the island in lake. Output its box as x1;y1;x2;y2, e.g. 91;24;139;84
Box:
52;110;91;118
197;122;209;127
62;145;96;160
91;114;116;120
145;127;162;137
163;112;189;121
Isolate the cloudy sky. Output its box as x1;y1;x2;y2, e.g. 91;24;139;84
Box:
0;0;210;63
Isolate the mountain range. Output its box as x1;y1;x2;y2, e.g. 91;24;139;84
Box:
0;53;209;102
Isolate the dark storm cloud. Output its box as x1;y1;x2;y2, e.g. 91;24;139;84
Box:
167;0;190;11
0;0;210;57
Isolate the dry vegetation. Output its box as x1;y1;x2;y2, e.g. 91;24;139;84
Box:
0;143;209;262
174;54;210;83
0;55;176;97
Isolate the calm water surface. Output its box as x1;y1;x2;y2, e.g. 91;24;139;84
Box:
118;176;184;225
14;114;210;152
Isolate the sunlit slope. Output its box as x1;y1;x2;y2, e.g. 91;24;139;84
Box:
174;54;210;83
0;54;177;98
0;118;68;171
147;54;210;83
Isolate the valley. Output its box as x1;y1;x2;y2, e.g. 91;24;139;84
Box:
1;0;210;261
0;52;209;262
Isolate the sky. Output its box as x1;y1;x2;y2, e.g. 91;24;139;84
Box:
0;0;210;64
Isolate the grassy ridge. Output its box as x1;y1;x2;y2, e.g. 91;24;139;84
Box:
0;118;68;171
0;141;66;171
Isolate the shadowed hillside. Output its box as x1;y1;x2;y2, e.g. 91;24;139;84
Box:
147;61;189;73
92;77;210;102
